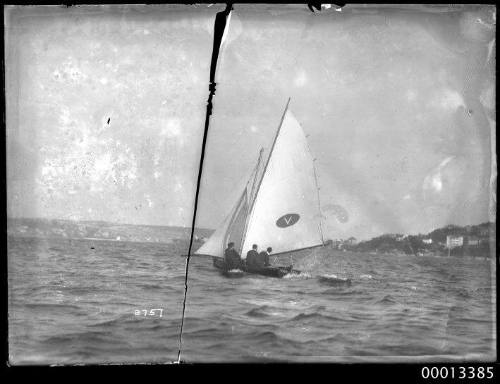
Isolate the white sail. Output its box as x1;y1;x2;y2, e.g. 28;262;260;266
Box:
195;151;261;258
241;108;324;256
194;201;233;257
225;190;249;253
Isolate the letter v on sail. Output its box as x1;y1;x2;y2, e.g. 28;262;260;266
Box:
195;98;325;263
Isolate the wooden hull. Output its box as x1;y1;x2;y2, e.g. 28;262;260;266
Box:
212;257;300;278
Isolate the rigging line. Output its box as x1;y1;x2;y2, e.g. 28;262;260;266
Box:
312;159;325;244
303;123;325;245
177;3;233;364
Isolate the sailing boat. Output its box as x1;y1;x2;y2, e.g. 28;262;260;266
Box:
195;99;325;277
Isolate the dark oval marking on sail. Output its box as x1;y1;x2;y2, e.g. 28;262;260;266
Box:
276;213;300;228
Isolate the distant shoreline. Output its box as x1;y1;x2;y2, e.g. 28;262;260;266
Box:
328;248;493;260
7;233;183;245
7;217;213;245
7;216;214;233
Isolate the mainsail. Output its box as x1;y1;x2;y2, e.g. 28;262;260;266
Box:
195;99;324;259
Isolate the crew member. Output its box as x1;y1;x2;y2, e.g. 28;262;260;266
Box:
256;246;272;268
224;242;242;270
246;244;259;270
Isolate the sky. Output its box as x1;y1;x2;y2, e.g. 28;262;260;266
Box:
6;5;221;226
6;5;496;240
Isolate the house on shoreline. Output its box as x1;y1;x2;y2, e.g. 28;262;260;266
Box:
350;222;495;258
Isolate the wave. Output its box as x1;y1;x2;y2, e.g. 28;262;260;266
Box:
23;303;82;312
245;306;273;318
136;282;163;290
181;327;224;338
243;306;289;319
247;330;303;349
283;272;312;280
374;294;399;305
289;312;350;323
43;329;129;347
317;274;352;286
62;286;117;295
322;288;363;296
87;313;157;328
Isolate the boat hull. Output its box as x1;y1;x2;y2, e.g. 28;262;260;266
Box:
212;257;299;278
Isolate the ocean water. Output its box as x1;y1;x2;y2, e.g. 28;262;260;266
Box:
8;236;496;364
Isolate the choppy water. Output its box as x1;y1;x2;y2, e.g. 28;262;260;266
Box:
8;236;496;364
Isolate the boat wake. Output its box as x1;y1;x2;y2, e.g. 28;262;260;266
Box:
317;273;352;286
282;272;312;280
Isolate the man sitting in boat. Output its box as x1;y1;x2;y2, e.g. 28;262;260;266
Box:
246;244;260;270
247;247;273;272
252;247;272;269
224;242;242;270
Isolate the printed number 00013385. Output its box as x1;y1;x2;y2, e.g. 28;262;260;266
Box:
421;367;494;380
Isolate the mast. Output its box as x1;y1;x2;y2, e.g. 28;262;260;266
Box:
250;99;290;212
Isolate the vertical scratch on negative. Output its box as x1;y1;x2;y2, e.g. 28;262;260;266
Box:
176;3;233;364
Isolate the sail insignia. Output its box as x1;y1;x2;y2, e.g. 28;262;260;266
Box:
276;213;300;228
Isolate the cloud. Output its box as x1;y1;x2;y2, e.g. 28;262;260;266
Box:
423;156;454;193
145;194;154;208
37;133;138;201
294;70;308;87
94;153;113;176
431;88;465;110
160;118;182;138
406;89;417;102
174;182;183;192
431;175;442;191
480;84;495;111
53;59;87;84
